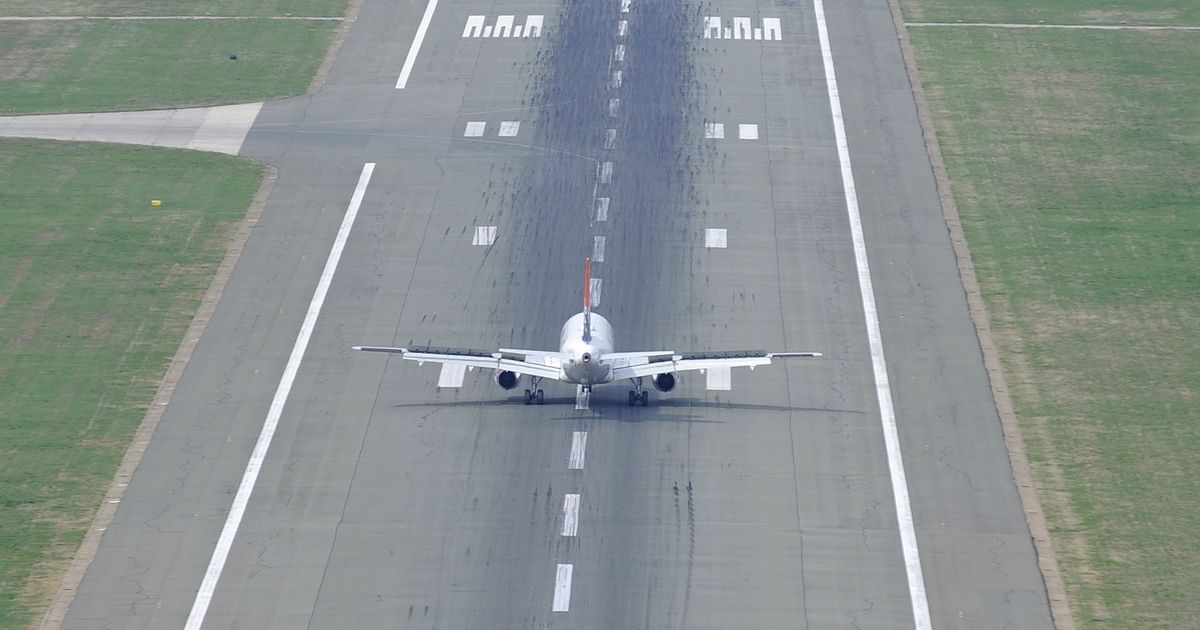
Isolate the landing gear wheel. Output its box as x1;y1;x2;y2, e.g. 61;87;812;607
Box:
536;389;545;405
640;391;650;407
524;389;533;405
628;391;637;407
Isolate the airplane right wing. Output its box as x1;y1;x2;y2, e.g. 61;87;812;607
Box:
609;350;820;380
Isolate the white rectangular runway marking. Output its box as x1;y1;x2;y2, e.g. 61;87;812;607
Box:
614;44;625;62
472;225;497;245
605;128;617;149
594;197;609;221
437;363;466;387
705;228;727;248
593;235;606;262
575;385;591;410
562;494;580;536
812;0;932;626
569;431;587;469
552;564;573;611
184;162;376;630
589;278;602;307
738;123;759;139
608;98;620;117
395;0;439;88
599;161;613;184
464;121;485;137
618;20;628;36
704;122;724;139
705;367;732;390
620;0;631;12
498;120;521;137
610;70;622;88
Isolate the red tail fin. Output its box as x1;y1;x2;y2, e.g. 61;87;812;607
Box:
583;257;592;314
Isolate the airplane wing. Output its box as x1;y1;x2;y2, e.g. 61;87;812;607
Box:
353;345;564;381
609;350;820;380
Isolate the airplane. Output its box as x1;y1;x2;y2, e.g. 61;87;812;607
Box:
352;258;821;406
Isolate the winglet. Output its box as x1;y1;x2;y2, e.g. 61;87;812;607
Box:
582;258;592;342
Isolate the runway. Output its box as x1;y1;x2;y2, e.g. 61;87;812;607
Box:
59;0;1056;627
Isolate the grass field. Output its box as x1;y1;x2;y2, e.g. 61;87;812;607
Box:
0;18;338;115
905;14;1200;629
905;0;1200;26
0;139;264;628
0;0;346;17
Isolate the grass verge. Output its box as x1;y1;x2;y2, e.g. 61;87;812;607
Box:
904;0;1200;26
0;138;263;629
1;0;345;17
907;24;1200;628
0;18;338;115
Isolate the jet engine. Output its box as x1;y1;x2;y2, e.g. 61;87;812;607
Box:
652;373;677;392
494;370;520;390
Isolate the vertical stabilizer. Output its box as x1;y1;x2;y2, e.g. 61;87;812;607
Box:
582;258;592;341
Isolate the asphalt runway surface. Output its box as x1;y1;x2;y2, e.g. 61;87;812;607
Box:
61;0;1056;627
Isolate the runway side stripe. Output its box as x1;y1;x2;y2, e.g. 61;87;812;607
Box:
395;0;440;88
562;494;580;536
569;431;587;469
184;162;376;630
812;3;933;628
552;564;573;611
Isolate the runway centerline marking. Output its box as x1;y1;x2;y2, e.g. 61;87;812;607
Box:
812;0;932;626
593;235;606;262
395;0;440;88
562;494;580;536
552;564;574;611
184;162;376;630
569;431;587;469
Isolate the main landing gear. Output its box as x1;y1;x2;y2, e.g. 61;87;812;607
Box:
628;377;649;407
524;377;545;405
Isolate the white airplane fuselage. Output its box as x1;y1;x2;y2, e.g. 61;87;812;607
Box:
559;312;614;386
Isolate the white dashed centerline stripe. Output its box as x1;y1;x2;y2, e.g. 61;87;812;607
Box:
593;236;606;262
552;564;574;611
395;0;440;88
184;162;376;630
599;161;613;184
594;198;609;222
588;278;602;307
812;0;932;627
605;128;617;149
569;431;587;468
562;494;580;536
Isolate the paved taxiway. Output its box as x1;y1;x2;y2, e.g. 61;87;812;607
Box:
60;0;1056;627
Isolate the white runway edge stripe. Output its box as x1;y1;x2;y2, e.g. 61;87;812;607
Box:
811;1;933;628
396;0;440;88
184;163;376;630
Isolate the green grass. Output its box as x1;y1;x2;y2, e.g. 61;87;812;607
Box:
0;138;263;629
0;0;346;17
904;0;1200;26
908;24;1200;628
0;18;339;115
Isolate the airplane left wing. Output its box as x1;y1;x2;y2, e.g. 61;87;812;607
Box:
353;345;564;380
610;350;820;380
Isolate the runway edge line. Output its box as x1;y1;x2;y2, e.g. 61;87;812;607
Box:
184;162;376;630
811;0;933;627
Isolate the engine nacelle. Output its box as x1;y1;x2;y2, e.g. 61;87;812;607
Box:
494;370;520;390
652;373;677;392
